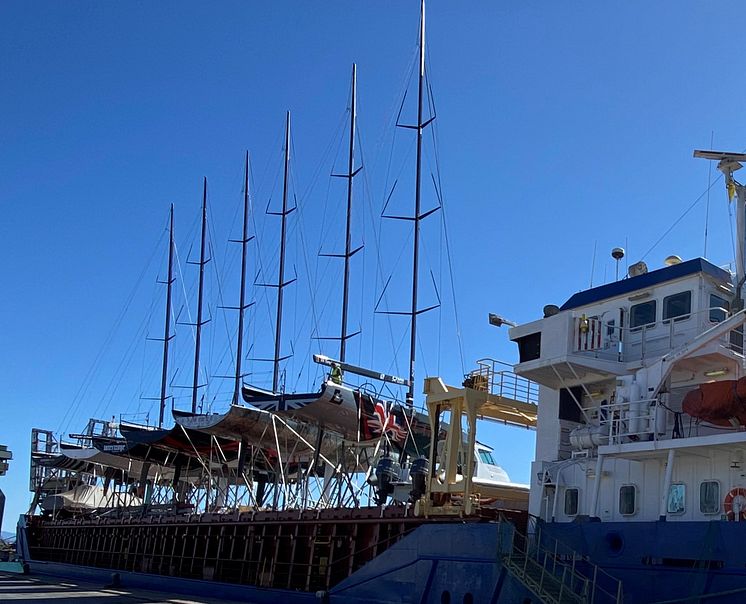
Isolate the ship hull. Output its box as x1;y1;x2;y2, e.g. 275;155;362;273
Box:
542;518;746;603
18;511;534;604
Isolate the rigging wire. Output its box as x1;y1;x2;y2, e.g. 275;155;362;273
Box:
703;131;714;257
95;292;161;422
173;241;197;346
639;175;723;263
58;224;166;436
288;130;325;391
207;205;239;377
357;39;420;378
250;127;290;389
424;50;466;376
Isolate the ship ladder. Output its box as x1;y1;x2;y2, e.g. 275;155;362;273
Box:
501;517;623;604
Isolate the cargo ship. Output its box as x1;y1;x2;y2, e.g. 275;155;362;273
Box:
16;3;562;603
22;3;746;603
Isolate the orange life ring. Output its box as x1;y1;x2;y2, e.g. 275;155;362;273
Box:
724;487;746;520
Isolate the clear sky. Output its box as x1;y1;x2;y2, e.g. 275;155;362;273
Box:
3;2;746;532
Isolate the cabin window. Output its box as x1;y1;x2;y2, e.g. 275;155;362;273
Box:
559;387;583;423
663;291;691;322
619;485;636;515
630;301;656;330
700;481;720;514
710;295;729;323
667;483;686;514
517;332;541;362
477;450;496;465
564;488;579;516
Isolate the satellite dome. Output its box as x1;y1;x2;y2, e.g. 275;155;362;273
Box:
543;304;560;317
628;261;648;278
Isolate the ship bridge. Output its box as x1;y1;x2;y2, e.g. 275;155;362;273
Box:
508;258;742;391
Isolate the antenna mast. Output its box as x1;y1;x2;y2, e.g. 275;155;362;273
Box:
158;204;175;427
273;112;292;393
694;149;746;310
407;0;426;406
234;153;253;403
192;178;209;412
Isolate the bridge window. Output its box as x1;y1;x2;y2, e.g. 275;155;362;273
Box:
663;291;691;322
564;488;579;516
477;450;496;465
667;483;686;514
630;301;656;330
700;481;720;514
517;332;541;362
710;294;729;323
619;485;637;515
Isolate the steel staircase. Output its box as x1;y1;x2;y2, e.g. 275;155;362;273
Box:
502;517;623;604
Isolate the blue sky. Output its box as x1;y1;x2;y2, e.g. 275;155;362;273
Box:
3;2;746;532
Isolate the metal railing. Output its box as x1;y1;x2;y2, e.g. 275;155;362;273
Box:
467;358;539;405
572;307;740;364
502;515;623;604
599;398;666;445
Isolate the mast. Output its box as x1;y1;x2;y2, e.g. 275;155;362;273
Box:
273;112;291;393
158;204;175;428
234;152;252;403
340;63;358;363
192;178;208;412
407;0;426;406
694;149;746;310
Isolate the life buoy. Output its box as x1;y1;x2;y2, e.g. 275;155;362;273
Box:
724;487;746;520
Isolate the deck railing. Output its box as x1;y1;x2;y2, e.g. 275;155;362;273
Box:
598;397;669;445
467;358;539;405
571;306;741;364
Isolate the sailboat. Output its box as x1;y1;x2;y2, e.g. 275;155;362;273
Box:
176;66;436;490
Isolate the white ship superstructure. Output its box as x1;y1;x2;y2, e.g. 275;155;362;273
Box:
511;151;746;530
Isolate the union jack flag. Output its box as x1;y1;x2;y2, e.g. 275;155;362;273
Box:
367;400;408;443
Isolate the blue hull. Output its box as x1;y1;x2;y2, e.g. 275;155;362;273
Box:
542;518;746;603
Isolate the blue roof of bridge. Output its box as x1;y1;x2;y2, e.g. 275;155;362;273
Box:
560;258;732;311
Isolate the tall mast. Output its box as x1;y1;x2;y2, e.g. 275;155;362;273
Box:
192;178;209;412
407;0;426;406
340;64;358;363
234;152;252;403
158;204;175;428
273;112;291;393
694;149;746;310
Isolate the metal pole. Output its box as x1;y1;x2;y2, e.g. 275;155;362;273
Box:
407;0;425;407
736;185;746;310
159;205;174;427
192;178;208;413
590;454;604;518
340;64;357;364
273;112;291;393
235;152;251;403
660;449;675;519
